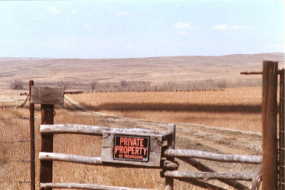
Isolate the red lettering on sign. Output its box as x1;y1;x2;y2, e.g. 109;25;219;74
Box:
113;135;150;162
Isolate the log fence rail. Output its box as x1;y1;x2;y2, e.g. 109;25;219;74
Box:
38;123;261;190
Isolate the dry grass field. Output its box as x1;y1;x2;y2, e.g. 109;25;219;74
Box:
70;87;262;132
0;86;262;190
0;53;283;89
1;54;279;190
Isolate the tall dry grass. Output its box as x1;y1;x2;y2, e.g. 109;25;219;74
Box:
0;108;30;190
70;87;262;132
0;87;261;189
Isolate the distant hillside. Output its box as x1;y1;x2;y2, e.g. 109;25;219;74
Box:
0;53;283;89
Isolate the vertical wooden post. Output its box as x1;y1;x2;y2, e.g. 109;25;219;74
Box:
29;80;35;190
40;104;54;190
262;60;278;190
165;125;176;190
279;69;285;190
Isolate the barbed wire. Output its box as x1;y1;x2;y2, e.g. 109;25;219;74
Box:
1;159;31;163
0;181;31;184
0;139;30;143
16;94;29;108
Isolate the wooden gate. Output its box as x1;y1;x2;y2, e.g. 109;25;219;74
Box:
27;60;285;190
38;124;175;190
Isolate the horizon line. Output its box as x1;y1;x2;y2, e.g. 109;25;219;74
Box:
0;52;284;60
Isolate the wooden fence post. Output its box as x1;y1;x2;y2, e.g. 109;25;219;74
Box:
165;125;176;190
29;80;35;190
262;60;278;190
40;104;54;190
279;69;285;190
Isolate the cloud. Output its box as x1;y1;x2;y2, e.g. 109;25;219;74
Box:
177;31;191;36
32;17;42;22
268;43;285;51
212;24;251;31
115;11;129;17
71;9;78;15
126;42;134;49
83;24;93;32
174;22;195;36
174;22;193;30
47;7;62;16
200;0;234;2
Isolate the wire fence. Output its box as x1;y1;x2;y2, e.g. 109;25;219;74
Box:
0;140;32;188
0;121;32;188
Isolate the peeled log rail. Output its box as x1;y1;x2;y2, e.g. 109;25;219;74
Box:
39;152;164;169
164;171;255;181
40;124;108;135
39;152;103;165
177;178;227;190
40;124;162;136
164;149;262;164
163;160;179;170
40;183;151;190
179;157;249;190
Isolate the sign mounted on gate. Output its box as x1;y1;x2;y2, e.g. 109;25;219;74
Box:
101;128;167;167
113;134;150;162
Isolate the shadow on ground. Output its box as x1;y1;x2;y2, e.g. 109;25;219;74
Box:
68;103;262;113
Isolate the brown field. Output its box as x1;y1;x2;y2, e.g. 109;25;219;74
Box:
1;53;280;190
0;86;262;190
0;53;283;89
70;87;262;132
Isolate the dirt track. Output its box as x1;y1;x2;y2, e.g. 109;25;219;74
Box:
64;96;261;176
65;94;261;154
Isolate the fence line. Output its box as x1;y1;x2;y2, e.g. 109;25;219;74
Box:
39;123;174;190
38;123;260;190
34;82;265;190
0;181;31;184
164;171;255;181
164;149;261;164
39;152;103;165
179;157;249;190
40;124;169;136
40;183;151;190
177;178;227;190
1;159;31;163
16;94;29;108
0;139;30;143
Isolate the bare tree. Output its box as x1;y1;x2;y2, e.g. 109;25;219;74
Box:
90;81;98;92
120;80;128;88
10;80;24;90
216;80;227;89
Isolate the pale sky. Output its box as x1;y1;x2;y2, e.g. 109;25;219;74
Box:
0;0;284;58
